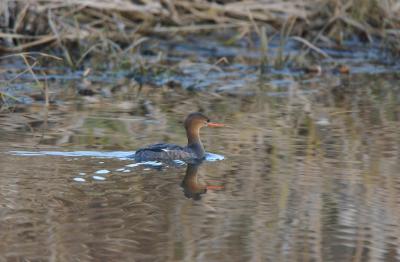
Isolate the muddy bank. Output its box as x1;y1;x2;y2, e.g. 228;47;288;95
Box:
1;31;399;111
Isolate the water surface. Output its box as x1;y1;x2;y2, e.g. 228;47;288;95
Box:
1;55;400;261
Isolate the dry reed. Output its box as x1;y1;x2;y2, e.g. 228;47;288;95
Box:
0;0;399;56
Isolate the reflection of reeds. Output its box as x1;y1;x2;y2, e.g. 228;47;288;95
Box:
1;0;399;55
0;52;61;106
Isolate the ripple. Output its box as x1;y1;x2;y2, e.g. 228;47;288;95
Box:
95;169;110;175
126;161;163;168
10;150;225;162
10;150;135;159
205;152;225;161
92;176;106;181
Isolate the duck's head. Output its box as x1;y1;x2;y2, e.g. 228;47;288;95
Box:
184;112;224;157
184;112;224;132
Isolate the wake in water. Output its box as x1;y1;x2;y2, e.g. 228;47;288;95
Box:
10;150;224;161
10;150;225;182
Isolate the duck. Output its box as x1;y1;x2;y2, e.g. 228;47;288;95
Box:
134;112;224;162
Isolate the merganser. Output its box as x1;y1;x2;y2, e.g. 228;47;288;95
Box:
134;112;224;162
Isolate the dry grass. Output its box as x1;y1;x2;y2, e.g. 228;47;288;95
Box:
1;0;400;57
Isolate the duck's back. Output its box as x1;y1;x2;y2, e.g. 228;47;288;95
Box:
134;143;197;162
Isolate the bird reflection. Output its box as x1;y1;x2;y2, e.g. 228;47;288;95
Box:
181;161;223;200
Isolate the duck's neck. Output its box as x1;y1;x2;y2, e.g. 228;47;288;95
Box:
186;128;205;158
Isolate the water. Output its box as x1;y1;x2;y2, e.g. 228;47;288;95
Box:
1;45;400;260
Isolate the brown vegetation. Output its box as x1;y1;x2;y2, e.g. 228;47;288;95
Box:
1;0;400;55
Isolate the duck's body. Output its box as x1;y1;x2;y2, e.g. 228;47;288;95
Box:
134;143;199;162
134;112;223;162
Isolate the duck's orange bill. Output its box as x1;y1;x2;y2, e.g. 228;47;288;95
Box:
207;122;225;127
